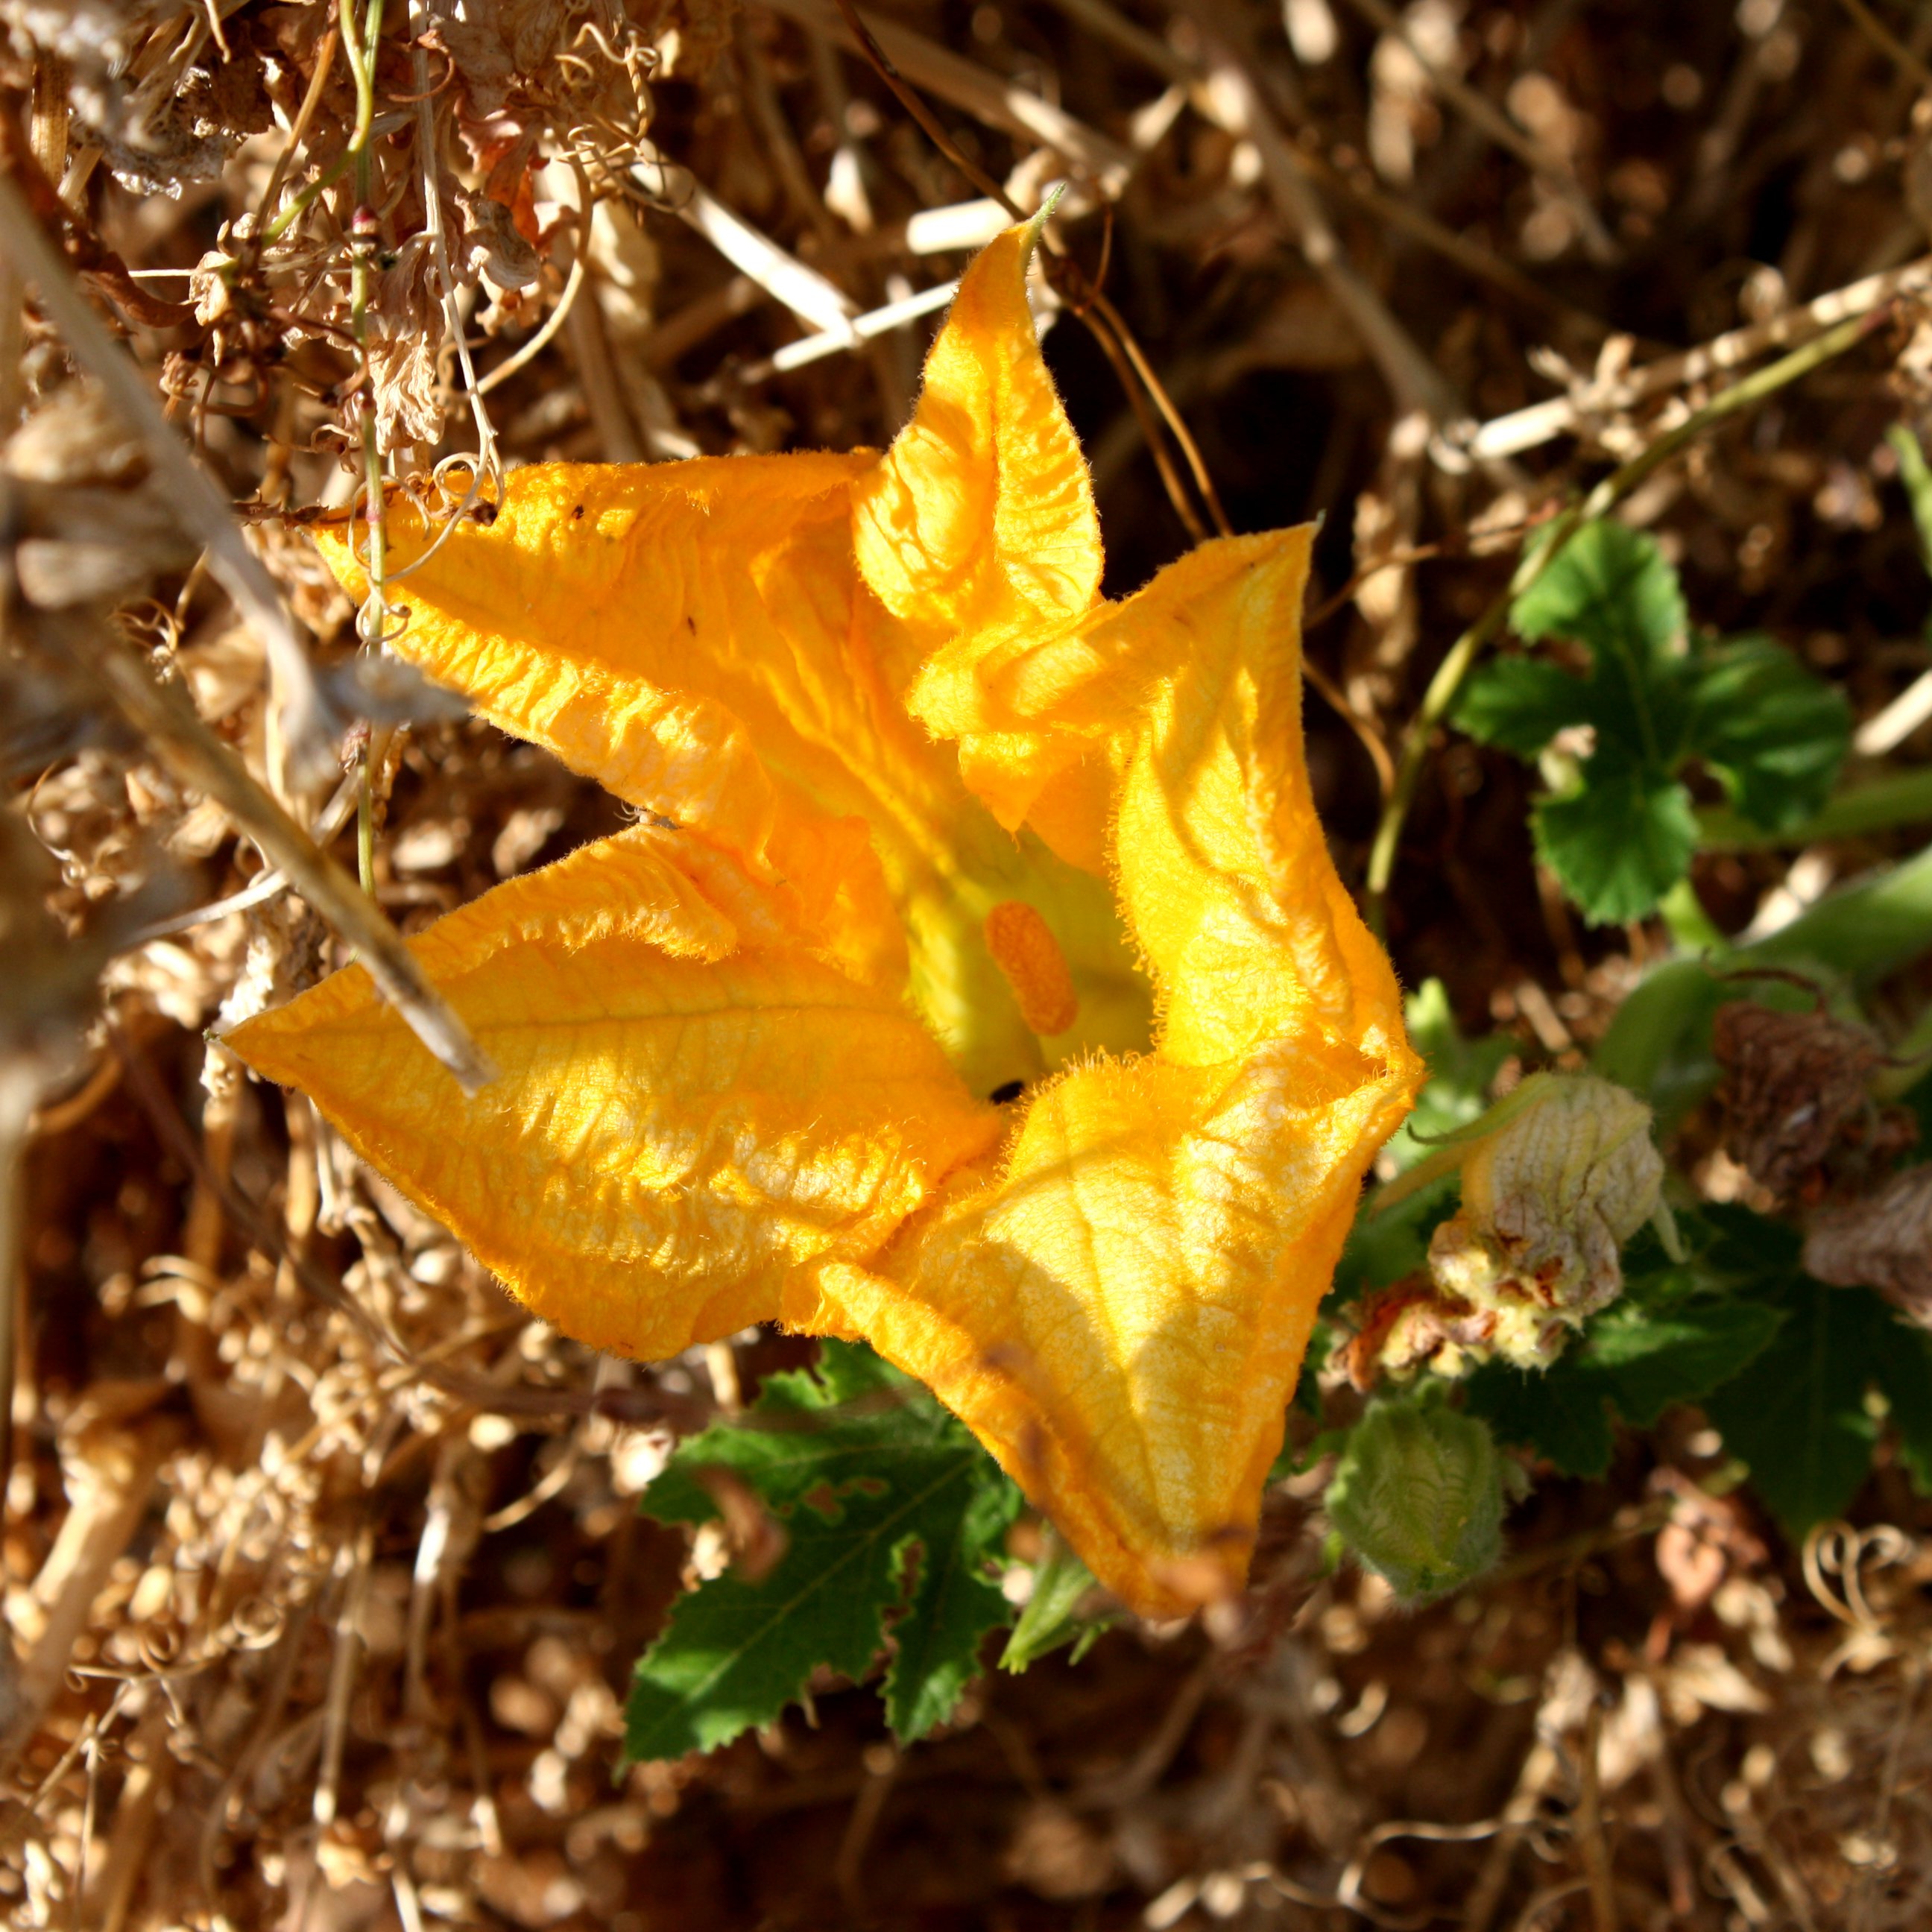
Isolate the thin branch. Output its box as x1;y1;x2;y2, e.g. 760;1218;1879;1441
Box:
1339;0;1620;264
827;0;1023;221
629;140;859;339
745;274;960;379
1836;0;1932;90
0;1076;28;1537
1470;254;1932;461
1040;0;1585;330
0;162;340;786
55;610;494;1090
824;0;1226;542
1175;18;1470;432
408;0;499;490
109;1020;694;1426
1304;652;1396;796
247;1;339;255
1086;285;1231;536
764;0;1133;189
1079;297;1210;543
478;238;587;393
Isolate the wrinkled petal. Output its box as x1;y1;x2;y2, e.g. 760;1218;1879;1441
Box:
320;456;905;991
1116;534;1409;1069
1430;1073;1661;1325
265;220;1422;1624
792;531;1422;1616
227;824;1001;1360
854;216;1102;669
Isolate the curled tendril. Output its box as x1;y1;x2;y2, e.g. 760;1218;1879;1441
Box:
1804;1520;1914;1631
227;1595;288;1651
136;1623;184;1672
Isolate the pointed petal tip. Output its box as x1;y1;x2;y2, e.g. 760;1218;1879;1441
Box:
1023;186;1065;253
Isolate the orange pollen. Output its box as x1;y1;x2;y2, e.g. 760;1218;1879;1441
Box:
984;900;1079;1037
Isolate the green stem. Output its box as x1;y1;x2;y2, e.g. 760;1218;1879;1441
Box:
356;724;396;897
342;0;387;640
1364;303;1891;933
357;748;377;896
1877;998;1932;1098
259;151;352;249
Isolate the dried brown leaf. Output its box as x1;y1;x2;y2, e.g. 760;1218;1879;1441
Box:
1804;1164;1932;1322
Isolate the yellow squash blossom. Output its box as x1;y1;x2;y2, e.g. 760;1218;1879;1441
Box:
229;220;1423;1617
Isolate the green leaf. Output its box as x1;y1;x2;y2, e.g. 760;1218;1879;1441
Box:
1689;637;1850;832
1755;840;1932;982
1592;842;1932;1123
1465;1358;1617;1478
1533;764;1701;925
1887;423;1932;572
626;1342;1020;1761
1589;1297;1784;1427
1327;1394;1506;1602
1455;656;1594;758
1401;977;1514;1149
1472;519;1853;925
1512;519;1688;674
885;1459;1023;1740
1333;1171;1456;1302
1702;1199;1932;1508
1000;1531;1104;1673
1465;1219;1782;1477
634;1341;912;1527
1697;766;1932;853
1873;1329;1932;1495
1691;1208;1897;1537
1702;1278;1886;1538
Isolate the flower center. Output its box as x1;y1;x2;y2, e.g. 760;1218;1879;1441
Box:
983;900;1079;1037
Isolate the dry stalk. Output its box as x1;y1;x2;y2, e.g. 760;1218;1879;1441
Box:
0;1424;171;1781
51;610;492;1089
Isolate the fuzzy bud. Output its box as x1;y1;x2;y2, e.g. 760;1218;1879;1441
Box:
1326;1397;1505;1603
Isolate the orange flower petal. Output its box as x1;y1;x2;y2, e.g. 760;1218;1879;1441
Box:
228;825;1000;1360
321;455;907;989
853;217;1102;662
265;220;1420;1624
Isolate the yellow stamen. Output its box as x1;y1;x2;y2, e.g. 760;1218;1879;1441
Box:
985;900;1079;1036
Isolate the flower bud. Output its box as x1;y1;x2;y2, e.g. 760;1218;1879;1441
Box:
1351;1073;1665;1383
1429;1074;1662;1342
1326;1396;1504;1603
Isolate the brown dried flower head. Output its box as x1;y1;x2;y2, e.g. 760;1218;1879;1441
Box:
1713;994;1915;1204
